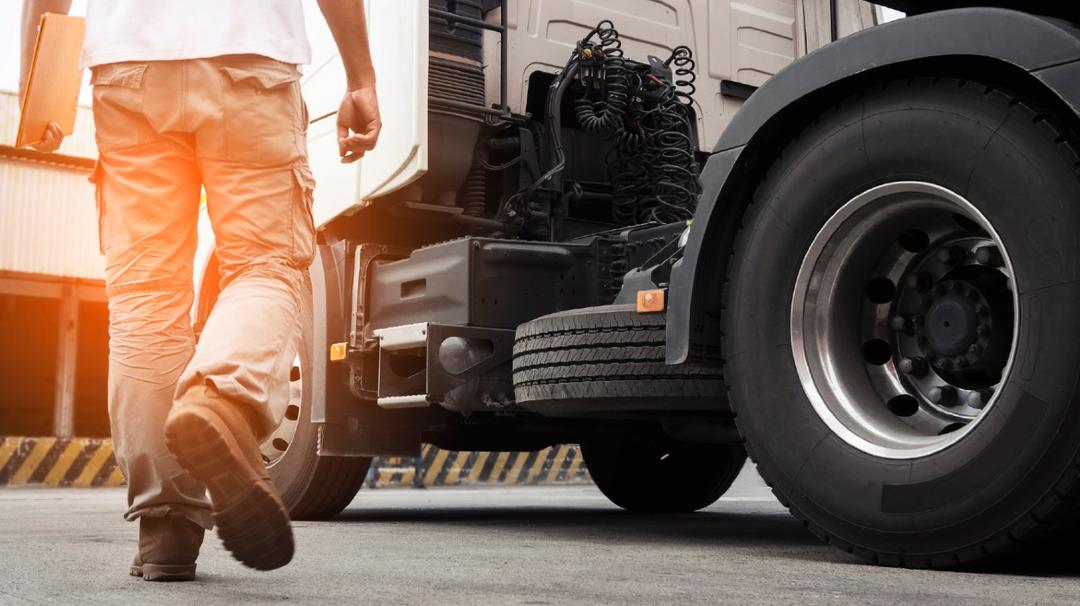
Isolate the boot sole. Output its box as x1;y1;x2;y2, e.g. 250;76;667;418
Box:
141;563;197;582
165;409;294;571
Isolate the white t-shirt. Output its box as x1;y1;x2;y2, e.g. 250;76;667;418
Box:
81;0;311;68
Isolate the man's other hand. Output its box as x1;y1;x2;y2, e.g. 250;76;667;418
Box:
337;86;380;164
20;0;73;153
31;121;65;153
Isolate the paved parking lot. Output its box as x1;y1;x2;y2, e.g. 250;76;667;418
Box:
2;466;1080;604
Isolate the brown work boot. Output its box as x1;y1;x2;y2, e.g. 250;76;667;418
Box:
129;513;205;581
164;398;294;571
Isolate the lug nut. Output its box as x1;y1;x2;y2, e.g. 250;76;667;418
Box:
977;305;991;318
938;246;965;266
890;315;914;334
968;344;983;356
929;386;959;406
899;356;928;377
904;272;932;292
977;325;991;336
955;357;970;369
967;388;993;409
975;245;1004;268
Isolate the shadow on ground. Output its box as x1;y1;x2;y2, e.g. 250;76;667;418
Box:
330;501;1080;578
336;505;807;544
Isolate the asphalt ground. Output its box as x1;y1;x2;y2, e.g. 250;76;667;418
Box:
2;466;1080;605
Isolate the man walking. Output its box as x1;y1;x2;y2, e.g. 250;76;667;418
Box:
19;0;380;580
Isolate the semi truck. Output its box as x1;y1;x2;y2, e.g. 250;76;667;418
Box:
192;0;1080;567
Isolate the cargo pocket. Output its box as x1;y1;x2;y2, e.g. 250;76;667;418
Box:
88;160;106;255
219;64;301;93
220;60;305;164
90;62;149;89
90;63;151;152
290;163;317;267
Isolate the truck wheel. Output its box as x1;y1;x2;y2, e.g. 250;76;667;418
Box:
724;77;1080;566
513;305;725;412
582;436;745;513
260;274;372;520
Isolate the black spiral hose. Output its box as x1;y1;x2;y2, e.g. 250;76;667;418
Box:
667;45;697;106
636;72;700;223
512;21;703;233
608;145;650;225
604;41;701;225
573;21;633;138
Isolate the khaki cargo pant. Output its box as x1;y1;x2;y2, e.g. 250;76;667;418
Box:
90;55;315;529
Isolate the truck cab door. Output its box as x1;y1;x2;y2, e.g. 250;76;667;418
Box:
303;0;429;228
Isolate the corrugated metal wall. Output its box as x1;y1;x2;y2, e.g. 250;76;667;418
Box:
0;161;103;280
0;90;103;280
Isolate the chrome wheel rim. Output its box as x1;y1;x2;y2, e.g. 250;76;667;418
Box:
791;182;1018;459
261;354;303;467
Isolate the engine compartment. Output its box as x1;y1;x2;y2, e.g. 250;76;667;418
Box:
316;7;716;455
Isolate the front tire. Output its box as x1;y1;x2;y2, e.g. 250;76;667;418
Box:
262;273;372;520
725;77;1080;566
582;435;746;513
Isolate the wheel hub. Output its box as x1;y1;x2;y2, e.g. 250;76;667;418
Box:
791;182;1019;459
918;281;987;364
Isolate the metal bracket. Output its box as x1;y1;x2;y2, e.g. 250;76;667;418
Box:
372;322;430;409
373;323;429;351
370;322;515;411
425;324;515;406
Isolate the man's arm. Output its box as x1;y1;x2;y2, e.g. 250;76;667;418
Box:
316;0;382;163
19;0;72;152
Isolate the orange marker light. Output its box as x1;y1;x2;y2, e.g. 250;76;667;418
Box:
329;342;348;361
636;289;665;313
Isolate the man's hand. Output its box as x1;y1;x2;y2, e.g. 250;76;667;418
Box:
316;0;379;162
29;121;65;153
337;85;380;163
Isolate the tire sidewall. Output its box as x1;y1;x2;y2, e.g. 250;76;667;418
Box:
727;79;1080;556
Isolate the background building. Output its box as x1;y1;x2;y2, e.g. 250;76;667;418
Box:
0;90;108;438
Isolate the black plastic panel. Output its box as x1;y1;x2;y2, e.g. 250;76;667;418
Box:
367;238;598;330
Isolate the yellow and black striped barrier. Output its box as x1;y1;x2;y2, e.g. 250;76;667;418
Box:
0;437;590;489
367;444;591;488
0;436;125;487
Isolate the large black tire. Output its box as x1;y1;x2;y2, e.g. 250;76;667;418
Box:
582;435;746;513
724;76;1080;566
265;274;372;521
513;305;725;412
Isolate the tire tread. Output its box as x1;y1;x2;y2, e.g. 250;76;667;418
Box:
513;305;724;407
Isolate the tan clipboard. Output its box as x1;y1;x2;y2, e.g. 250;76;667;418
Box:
16;13;86;148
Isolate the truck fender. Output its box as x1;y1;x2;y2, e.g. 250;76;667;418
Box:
667;7;1080;364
